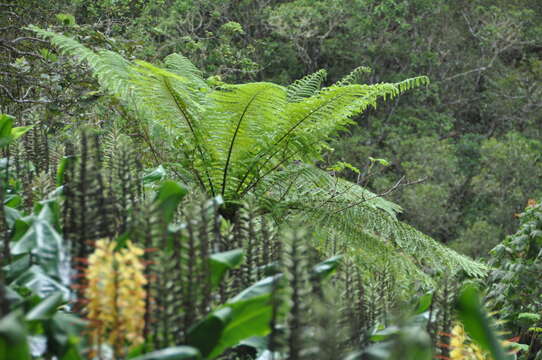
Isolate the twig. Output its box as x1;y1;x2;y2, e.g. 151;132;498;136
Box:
333;176;427;214
0;84;50;104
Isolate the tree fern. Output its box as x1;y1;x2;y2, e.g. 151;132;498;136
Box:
31;27;485;284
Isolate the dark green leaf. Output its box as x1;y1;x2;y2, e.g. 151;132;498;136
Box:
209;249;244;287
186;308;231;357
0;311;30;360
154;181;188;223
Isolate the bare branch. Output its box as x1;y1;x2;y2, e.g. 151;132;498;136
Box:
0;84;50;104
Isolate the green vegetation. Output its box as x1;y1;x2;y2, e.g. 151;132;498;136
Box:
0;1;540;359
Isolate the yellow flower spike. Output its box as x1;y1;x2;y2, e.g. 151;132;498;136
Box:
85;239;147;358
449;322;501;360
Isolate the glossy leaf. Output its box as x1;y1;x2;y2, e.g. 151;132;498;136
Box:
11;218;64;278
186;308;231;357
25;292;64;321
209;249;244;287
311;255;342;280
11;265;70;299
0;114;32;147
131;346;201;360
154;181;188;223
187;275;281;359
0;114;13;138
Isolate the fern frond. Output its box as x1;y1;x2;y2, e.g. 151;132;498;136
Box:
395;76;430;93
334;66;372;87
237;82;411;197
28;26;135;99
286;69;327;102
259;164;487;283
163;53;209;91
204;82;287;198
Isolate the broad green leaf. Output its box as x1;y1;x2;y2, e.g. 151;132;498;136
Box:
11;218;64;278
228;274;281;303
209;249;244;287
187;276;281;359
209;296;273;359
142;165;167;184
0;311;30;360
11;125;33;140
186;308;231;358
414;292;433;315
0;114;32;147
456;285;512;360
311;255;342;280
207;276;282;358
26;292;64;321
11;265;70;299
154;181;188;224
0;114;14;139
130;346;201;360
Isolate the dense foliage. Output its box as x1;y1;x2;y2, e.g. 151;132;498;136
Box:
1;1;541;359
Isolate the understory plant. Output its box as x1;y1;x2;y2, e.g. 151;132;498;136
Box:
488;200;542;359
0;122;531;359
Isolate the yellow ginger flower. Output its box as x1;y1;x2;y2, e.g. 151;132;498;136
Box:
447;318;521;360
449;323;487;360
85;239;147;357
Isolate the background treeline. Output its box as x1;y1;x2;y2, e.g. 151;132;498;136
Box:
2;0;542;258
